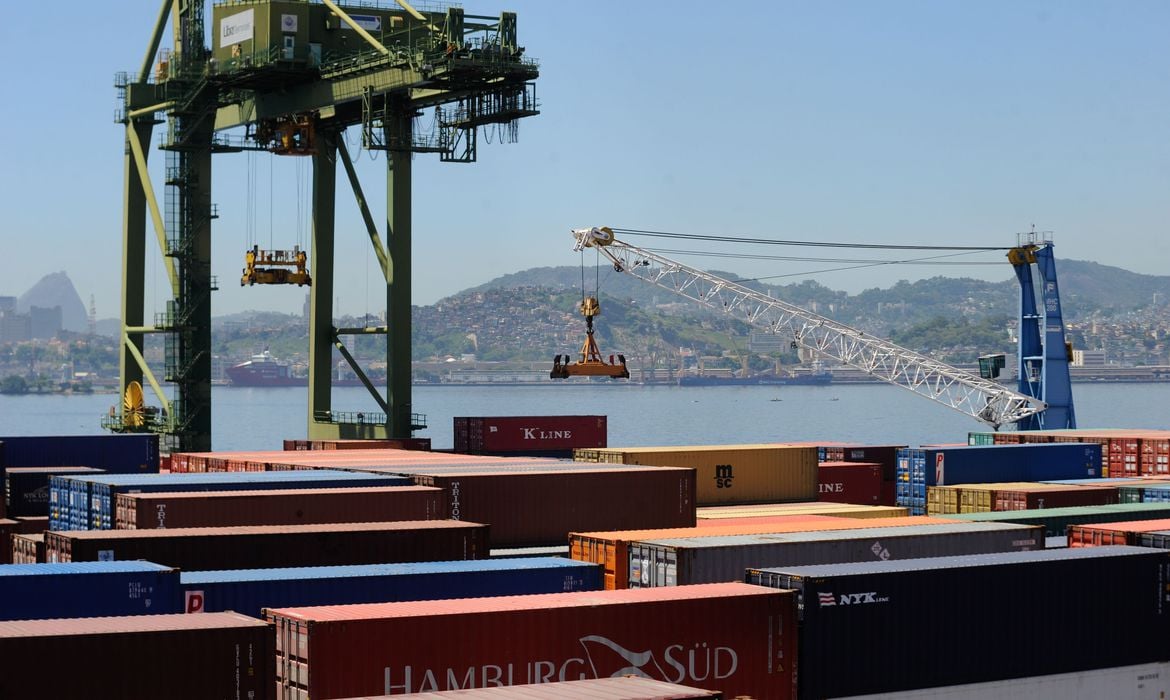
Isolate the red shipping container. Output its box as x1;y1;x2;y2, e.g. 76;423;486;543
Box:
268;582;795;699
11;533;44;564
46;520;488;570
332;676;724;699
819;444;904;481
114;486;444;529
1067;518;1170;547
994;485;1118;511
817;462;882;505
454;416;607;454
0;519;17;565
412;467;695;548
0;612;273;699
14;515;48;534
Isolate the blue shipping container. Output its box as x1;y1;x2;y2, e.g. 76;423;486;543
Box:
0;434;159;476
897;443;1102;515
52;470;412;530
0;561;181;620
179;557;602;618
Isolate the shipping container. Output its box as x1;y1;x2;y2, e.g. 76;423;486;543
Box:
11;533;43;564
0;561;181;620
575;444;816;506
52;469;412;530
455;416;606;454
571;515;954;590
817;462;882;505
15;515;48;534
0;519;16;565
4;466;104;518
629;521;1043;588
412;467;695;548
266;582;796;699
697;503;909;519
1066;518;1170;547
0;612;273;699
897;443;1102;514
749;546;1170;699
837;661;1170;699
332;676;724;699
819;444;905;481
116;485;444;529
995;484;1117;511
941;502;1170;537
46;520;489;570
1136;531;1170;549
284;438;432;451
0;434;159;476
180;557;601;618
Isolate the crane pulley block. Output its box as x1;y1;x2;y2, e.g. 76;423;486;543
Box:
254;114;317;156
241;245;312;286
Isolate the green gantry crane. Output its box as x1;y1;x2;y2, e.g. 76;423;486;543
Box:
108;0;539;452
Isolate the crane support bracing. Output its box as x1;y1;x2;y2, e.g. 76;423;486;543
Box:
572;227;1048;430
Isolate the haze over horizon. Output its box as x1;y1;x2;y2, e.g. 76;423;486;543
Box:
1;1;1166;320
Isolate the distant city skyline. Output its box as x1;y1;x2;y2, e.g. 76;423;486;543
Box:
1;1;1166;320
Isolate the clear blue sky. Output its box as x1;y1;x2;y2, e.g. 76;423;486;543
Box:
0;1;1166;320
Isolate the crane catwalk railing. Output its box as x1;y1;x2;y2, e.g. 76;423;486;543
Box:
587;237;1045;429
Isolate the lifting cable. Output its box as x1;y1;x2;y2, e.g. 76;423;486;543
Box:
611;227;1009;251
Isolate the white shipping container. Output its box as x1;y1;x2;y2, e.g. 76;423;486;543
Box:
839;662;1170;699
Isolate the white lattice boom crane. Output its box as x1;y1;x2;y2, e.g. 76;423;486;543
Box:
571;226;1047;430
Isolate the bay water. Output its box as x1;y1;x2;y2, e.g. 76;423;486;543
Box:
1;382;1166;451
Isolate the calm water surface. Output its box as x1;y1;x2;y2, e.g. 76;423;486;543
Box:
1;383;1167;451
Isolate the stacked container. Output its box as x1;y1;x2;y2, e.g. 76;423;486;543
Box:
628;521;1042;587
266;583;796;699
897;443;1102;514
115;485;443;529
455;415;606;458
748;546;1170;698
46;520;489;569
574;444;817;506
180;557;602;617
0;612;272;698
0;561;180;620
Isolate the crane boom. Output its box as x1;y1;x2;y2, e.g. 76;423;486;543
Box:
572;227;1047;429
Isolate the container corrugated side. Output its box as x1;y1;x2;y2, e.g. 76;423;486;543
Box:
571;515;954;590
0;434;159;475
697;503;909;519
413;467;695;548
1066;518;1170;547
940;502;1170;537
817;462;882;505
627;521;1044;587
5;466;104;518
835;661;1170;699
0;611;272;699
266;582;795;699
180;557;601;618
454;416;607;454
0;561;181;620
332;676;724;699
83;470;412;530
748;546;1170;699
11;533;44;563
578;444;817;506
115;485;444;529
46;520;489;570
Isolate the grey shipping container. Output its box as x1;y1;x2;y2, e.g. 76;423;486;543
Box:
628;521;1044;587
748;546;1170;699
46;520;489;570
0;612;272;699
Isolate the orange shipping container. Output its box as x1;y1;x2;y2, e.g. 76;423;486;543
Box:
1067;518;1170;547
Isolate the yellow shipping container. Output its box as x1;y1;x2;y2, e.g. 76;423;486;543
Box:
952;482;1057;513
576;444;818;506
927;486;965;515
697;503;909;519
